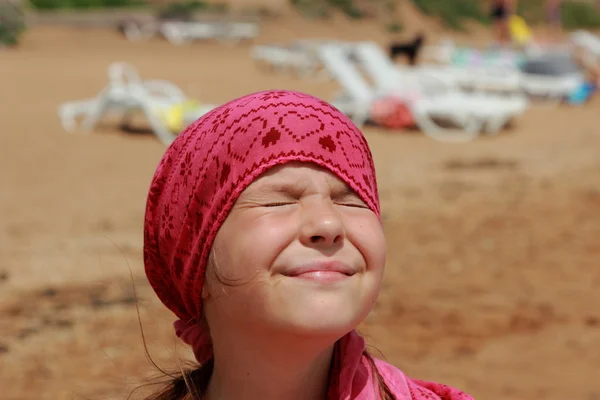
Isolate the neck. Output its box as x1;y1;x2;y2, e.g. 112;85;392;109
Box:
207;332;336;400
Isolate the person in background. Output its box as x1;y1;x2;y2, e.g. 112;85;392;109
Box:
547;0;563;41
490;0;521;47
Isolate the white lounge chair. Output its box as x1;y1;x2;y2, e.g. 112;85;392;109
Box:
350;44;527;132
251;44;323;79
422;40;580;101
161;20;259;45
359;41;587;105
225;21;260;44
251;39;351;81
160;21;223;45
356;41;524;96
57;62;217;145
570;30;600;60
422;39;526;70
318;45;526;142
519;53;586;104
318;45;379;127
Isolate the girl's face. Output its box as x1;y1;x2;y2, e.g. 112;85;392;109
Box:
203;162;386;340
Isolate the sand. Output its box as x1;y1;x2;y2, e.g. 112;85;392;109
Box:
1;19;599;400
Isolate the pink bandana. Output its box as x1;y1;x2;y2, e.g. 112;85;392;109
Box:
143;90;472;400
328;331;474;399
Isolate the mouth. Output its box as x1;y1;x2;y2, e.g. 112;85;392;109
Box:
283;261;356;282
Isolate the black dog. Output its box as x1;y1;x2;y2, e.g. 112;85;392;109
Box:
388;33;425;66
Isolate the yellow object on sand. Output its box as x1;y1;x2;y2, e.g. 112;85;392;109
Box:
161;100;201;132
509;15;533;46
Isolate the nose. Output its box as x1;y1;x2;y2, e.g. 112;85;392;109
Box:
299;198;345;249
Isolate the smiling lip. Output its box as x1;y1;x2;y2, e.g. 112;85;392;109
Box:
284;261;355;283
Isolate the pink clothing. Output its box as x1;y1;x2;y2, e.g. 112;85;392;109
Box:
330;331;474;400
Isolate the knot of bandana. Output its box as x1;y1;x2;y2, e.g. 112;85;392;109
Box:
143;90;380;363
173;319;212;365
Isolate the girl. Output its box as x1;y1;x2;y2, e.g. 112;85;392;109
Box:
143;90;474;400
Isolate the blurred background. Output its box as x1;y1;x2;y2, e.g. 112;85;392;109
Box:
1;0;599;399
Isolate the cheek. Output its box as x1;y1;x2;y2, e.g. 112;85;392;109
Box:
348;215;387;273
212;213;297;281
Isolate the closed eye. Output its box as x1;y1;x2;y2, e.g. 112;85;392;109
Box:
262;201;297;207
335;201;369;209
333;192;369;209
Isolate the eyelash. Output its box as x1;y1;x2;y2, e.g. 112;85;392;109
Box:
262;202;296;207
338;202;369;209
262;201;368;208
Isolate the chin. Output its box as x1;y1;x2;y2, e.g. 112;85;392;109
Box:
271;291;375;338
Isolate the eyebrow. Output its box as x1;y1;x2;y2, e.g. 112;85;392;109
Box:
333;185;359;197
257;181;308;196
257;181;358;197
